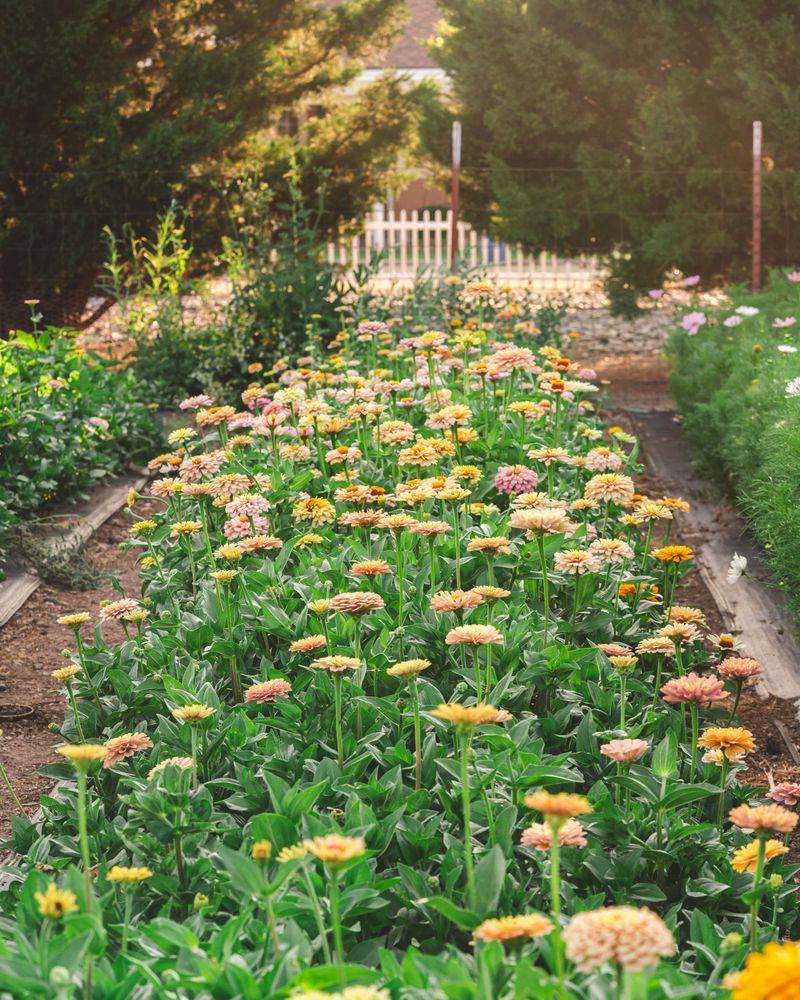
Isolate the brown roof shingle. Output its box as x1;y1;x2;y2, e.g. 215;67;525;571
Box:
368;0;441;69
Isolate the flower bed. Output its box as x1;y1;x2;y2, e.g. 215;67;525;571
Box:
669;271;800;623
0;328;162;572
0;286;797;998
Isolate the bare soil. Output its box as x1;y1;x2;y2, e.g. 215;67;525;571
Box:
0;508;146;836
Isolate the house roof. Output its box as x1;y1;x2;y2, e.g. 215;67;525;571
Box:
368;0;441;70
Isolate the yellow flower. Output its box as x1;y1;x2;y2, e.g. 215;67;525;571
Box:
57;612;91;628
431;703;511;728
56;743;107;767
171;520;202;535
387;659;431;678
731;839;788;874
652;545;694;563
293;497;336;525
277;843;309;863
697;727;756;761
107;866;153;883
296;533;324;547
52;664;81;683
252;840;272;862
210;569;239;584
729;940;800;999
35;882;78;919
214;544;243;561
130;520;158;535
172;704;216;723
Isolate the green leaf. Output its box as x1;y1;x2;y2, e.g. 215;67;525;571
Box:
473;845;506;915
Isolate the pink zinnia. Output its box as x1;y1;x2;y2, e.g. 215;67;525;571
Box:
521;818;587;850
245;679;292;704
767;782;800;806
661;672;727;705
600;738;649;764
494;465;539;495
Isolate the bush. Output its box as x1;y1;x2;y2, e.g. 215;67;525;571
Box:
0;325;161;572
668;270;800;618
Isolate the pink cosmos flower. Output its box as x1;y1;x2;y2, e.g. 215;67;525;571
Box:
680;311;706;335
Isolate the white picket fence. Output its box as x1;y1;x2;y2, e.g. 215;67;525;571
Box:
326;209;603;288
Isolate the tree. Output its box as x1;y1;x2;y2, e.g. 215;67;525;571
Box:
422;1;800;300
0;0;412;329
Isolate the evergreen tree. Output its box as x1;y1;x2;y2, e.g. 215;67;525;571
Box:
423;1;800;299
0;0;412;328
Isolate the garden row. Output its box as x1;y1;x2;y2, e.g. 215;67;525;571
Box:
669;269;800;625
0;284;796;999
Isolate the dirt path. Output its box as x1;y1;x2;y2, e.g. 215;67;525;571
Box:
587;349;800;802
0;509;144;836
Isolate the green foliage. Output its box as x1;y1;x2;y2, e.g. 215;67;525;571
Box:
0;0;414;328
423;1;800;304
0;293;789;996
0;326;161;571
669;269;800;619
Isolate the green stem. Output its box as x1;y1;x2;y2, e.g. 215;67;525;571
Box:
333;675;344;769
716;757;729;830
0;759;25;814
536;534;550;644
411;678;422;791
190;726;199;790
303;866;333;964
550;832;565;982
460;732;476;910
689;703;699;784
121;890;133;954
76;770;92;911
749;837;767;949
328;872;346;988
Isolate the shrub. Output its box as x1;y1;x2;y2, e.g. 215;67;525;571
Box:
668;269;800;618
0;326;161;572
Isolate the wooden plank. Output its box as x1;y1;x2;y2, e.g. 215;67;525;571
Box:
626;408;800;701
0;472;147;629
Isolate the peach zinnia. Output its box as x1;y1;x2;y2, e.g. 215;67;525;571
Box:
103;732;153;768
431;703;511;728
525;790;592;819
583;473;635;505
431;590;484;613
289;635;327;654
729;804;798;835
309;656;360;673
304;834;365;866
719;657;763;681
600;738;649;764
473;913;553;943
329;592;385;615
445;624;503;646
563;906;675;973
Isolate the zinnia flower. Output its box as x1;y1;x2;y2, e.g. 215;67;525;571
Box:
304;834;366;866
563;906;676;973
661;673;727;705
35;883;79;919
431;590;484;613
289;635;327;654
521;818;587;850
525;790;592;818
329;592;385;615
245;679;292;703
509;508;573;535
731;839;788;874
652;545;694;563
697;727;755;761
387;659;431;677
494;465;539;495
172;704;216;723
431;703;511;728
600;738;649;764
99;598;141;621
767;782;800;806
309;656;360;673
718;657;763;682
727;940;800;1000
583;474;635;505
473;913;553;943
729;804;798;835
107;866;153;883
148;756;193;778
445;624;503;646
103;732;153;768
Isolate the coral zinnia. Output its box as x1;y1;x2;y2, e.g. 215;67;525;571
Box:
652;545;694;563
473;913;553;943
563;906;675;973
600;738;649;764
